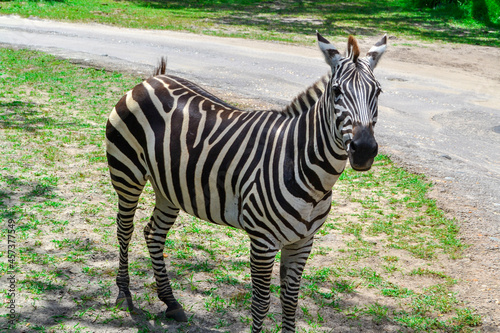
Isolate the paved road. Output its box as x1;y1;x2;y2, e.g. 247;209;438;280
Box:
1;15;499;236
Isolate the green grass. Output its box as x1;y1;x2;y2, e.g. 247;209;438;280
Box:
0;0;499;46
0;48;481;332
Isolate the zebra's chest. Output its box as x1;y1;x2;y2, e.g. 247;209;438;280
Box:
233;169;333;245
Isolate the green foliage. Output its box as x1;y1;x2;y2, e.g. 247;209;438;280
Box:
402;0;500;25
409;0;459;8
475;0;500;24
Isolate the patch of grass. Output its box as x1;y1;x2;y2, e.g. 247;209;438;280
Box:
0;0;498;46
365;302;390;324
306;152;475;331
381;285;414;298
410;267;451;279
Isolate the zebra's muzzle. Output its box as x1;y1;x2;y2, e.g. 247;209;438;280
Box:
348;125;378;171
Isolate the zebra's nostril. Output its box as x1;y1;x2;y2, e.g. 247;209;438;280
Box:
350;139;378;157
350;141;358;152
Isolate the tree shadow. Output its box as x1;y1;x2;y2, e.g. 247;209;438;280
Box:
0;100;92;133
0;101;54;132
0;176;58;220
123;0;500;46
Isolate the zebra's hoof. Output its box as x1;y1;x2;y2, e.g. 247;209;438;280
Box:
165;306;188;322
116;293;134;311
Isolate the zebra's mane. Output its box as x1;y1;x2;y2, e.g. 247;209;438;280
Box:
152;56;328;116
346;35;360;64
280;76;328;117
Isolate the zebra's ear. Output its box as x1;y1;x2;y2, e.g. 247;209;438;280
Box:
366;34;387;70
317;32;341;69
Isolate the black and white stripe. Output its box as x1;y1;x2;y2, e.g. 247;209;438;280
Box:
106;33;386;332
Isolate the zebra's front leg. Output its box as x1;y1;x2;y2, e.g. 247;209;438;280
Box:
250;241;278;333
143;203;187;322
280;236;314;333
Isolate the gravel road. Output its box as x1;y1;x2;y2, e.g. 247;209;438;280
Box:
1;15;499;328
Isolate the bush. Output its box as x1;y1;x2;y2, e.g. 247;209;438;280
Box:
411;0;459;8
408;0;500;25
484;0;500;24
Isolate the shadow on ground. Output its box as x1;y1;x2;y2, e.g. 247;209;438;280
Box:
125;0;500;46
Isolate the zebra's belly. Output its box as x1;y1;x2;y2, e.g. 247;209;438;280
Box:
147;164;244;229
150;167;333;246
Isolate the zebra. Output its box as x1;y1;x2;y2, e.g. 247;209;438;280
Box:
105;32;387;332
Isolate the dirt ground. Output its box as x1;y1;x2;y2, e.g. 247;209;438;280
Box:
361;37;500;330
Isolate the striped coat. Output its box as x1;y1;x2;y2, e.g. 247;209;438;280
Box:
106;33;386;332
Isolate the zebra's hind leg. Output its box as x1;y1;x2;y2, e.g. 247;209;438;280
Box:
279;236;314;333
114;186;145;311
143;197;187;322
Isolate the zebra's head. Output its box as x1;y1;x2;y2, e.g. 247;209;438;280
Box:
317;33;387;171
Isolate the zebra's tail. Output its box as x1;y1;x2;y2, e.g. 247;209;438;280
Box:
153;56;167;76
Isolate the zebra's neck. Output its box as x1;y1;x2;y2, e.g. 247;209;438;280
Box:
285;79;347;202
317;78;347;151
280;76;328;117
